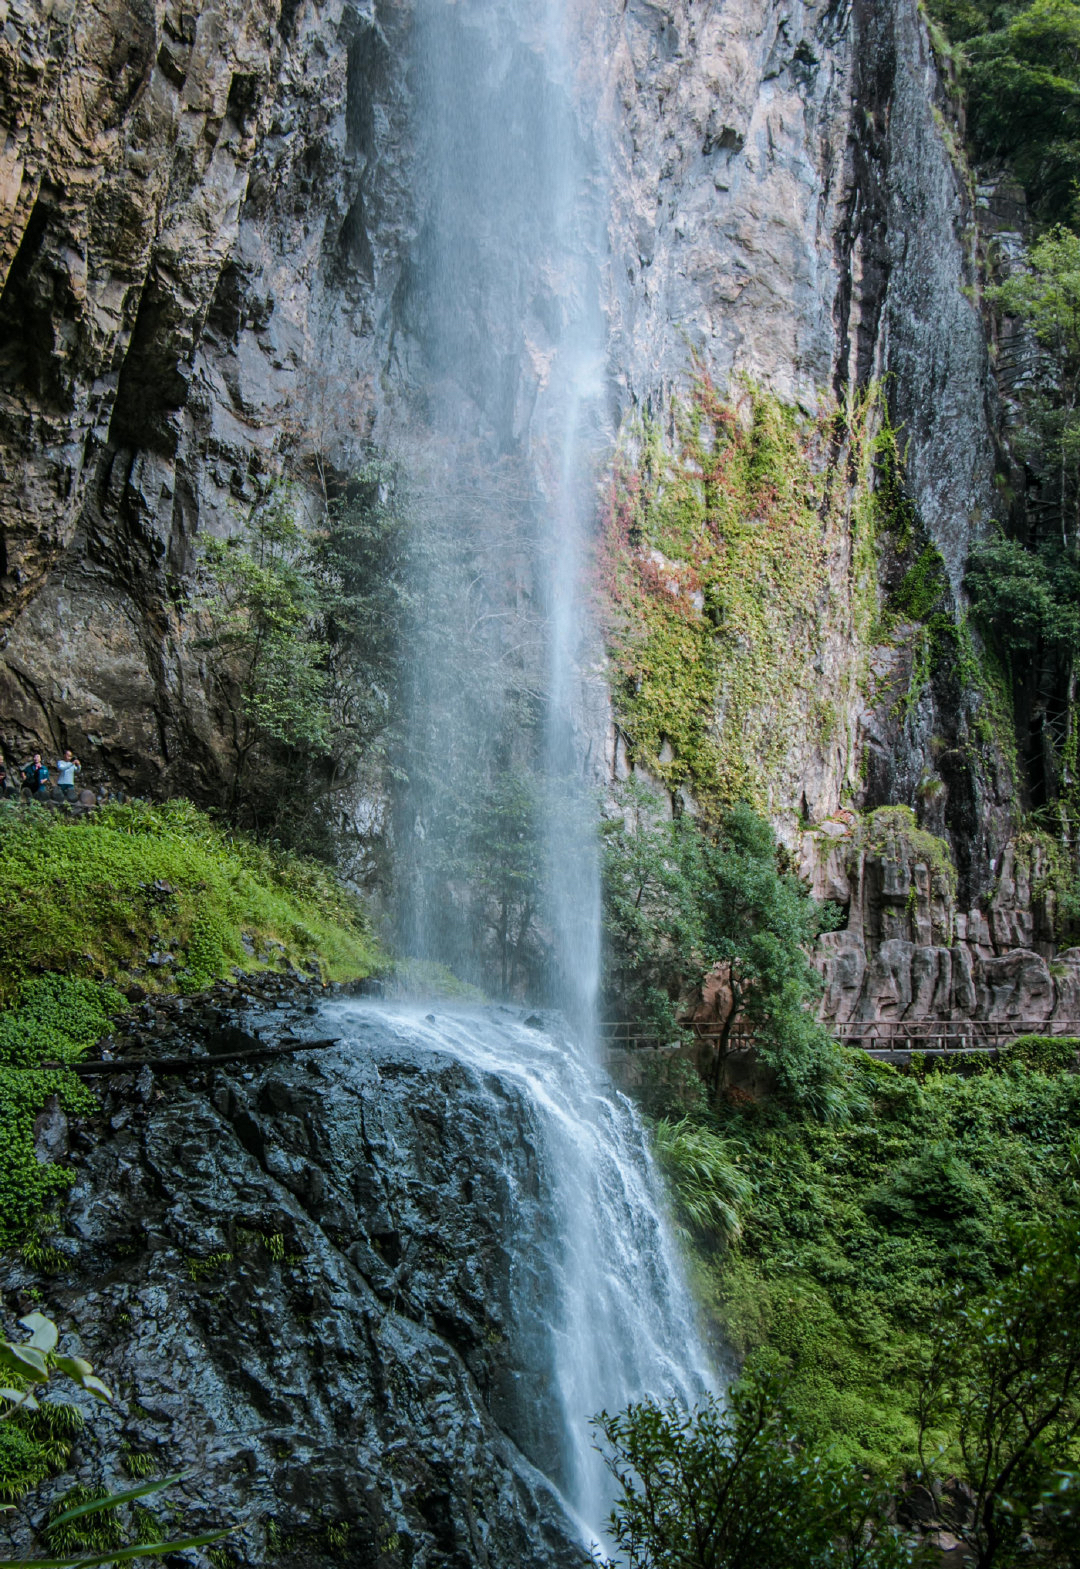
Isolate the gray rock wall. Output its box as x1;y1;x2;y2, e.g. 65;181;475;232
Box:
0;0;1010;854
0;1004;592;1569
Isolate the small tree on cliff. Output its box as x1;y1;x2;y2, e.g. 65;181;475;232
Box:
602;790;839;1104
197;484;332;816
195;465;411;847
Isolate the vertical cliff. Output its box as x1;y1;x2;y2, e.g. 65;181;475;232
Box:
0;0;1014;889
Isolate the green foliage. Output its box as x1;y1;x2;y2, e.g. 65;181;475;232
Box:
0;1070;94;1249
600;381;888;815
46;1487;124;1557
195;462;411;850
0;1314;106;1508
595;1370;919;1569
892;546;953;623
653;1118;751;1244
927;1;1080;222
602;788;841;1105
967;535;1080;654
669;1052;1080;1478
197;484;333;785
0;1319;232;1566
458;772;546;995
1000;1032;1080;1069
0;977;125;1068
0;797;379;1000
0;798;379;1249
917;1212;1080;1567
963;2;1080;225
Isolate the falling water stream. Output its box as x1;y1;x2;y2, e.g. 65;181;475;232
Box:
381;0;717;1544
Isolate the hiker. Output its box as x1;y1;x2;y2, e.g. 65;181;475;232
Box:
21;753;48;795
55;749;81;799
0;763;16;798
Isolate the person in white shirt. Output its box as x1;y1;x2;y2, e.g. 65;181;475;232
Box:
56;749;81;798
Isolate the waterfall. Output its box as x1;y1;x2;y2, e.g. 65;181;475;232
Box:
391;0;610;1008
328;1002;715;1546
379;0;717;1545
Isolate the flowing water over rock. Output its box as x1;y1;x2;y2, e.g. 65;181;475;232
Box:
0;996;712;1566
327;1004;715;1536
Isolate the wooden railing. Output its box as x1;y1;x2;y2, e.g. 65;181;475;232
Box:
599;1018;1080;1054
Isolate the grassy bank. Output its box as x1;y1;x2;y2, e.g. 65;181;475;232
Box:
0;798;382;1249
654;1044;1080;1478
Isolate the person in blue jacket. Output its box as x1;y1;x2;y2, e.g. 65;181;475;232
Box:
21;752;48;795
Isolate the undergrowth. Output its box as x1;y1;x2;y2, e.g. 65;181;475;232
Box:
653;1049;1080;1479
0;798;380;1000
0;797;381;1279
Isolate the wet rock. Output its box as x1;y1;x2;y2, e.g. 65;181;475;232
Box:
1;1003;591;1569
32;1096;68;1164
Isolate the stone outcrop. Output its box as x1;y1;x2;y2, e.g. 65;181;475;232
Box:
0;0;1012;872
0;996;591;1569
801;811;1080;1031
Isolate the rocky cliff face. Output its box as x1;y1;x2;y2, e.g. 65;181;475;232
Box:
802;811;1080;1033
0;0;1001;804
0;0;1057;1007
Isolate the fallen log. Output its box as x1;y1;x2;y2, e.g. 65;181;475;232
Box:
41;1037;343;1076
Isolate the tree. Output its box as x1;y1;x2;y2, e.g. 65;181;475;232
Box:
197;484;332;814
968;231;1080;823
988;226;1080;548
961;3;1080;225
194;465;413;853
601;782;706;1037
601;788;840;1104
594;1372;918;1569
917;1211;1080;1568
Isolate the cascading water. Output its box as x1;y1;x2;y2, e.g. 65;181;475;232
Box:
326;1002;714;1546
381;0;717;1544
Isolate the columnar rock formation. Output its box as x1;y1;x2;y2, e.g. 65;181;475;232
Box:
805;813;1080;1031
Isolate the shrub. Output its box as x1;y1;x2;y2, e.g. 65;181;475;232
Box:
1001;1033;1080;1072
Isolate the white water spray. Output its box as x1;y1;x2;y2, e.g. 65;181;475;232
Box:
328;1003;714;1543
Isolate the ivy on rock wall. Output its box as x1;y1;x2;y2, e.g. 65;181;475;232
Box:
599;380;887;819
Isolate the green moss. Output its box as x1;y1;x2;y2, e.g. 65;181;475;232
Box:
600;380;892;815
860;805;959;905
0;798;381;1002
892;545;951;623
0;798;383;1252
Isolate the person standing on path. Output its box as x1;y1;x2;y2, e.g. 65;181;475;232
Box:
22;753;48;795
56;749;81;799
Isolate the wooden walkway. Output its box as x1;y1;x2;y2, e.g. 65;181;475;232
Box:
599;1018;1080;1056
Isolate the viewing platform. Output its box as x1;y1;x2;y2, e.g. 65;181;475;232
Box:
599;1018;1080;1065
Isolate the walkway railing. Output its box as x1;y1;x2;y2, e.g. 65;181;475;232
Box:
599;1018;1080;1054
